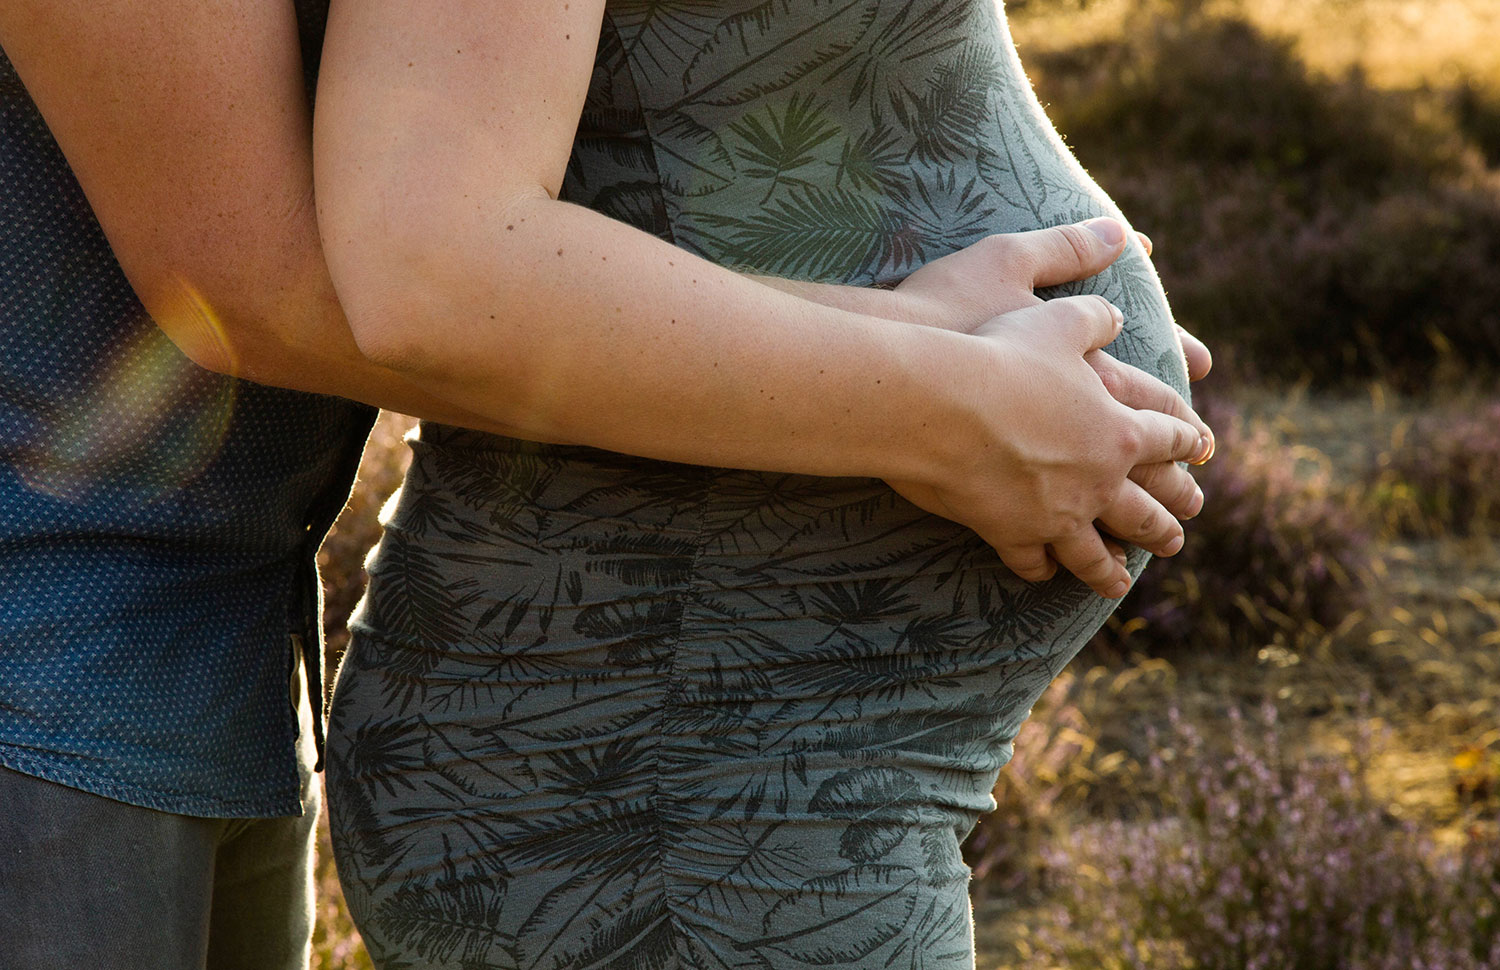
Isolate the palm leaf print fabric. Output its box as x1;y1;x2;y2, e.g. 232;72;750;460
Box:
327;2;1188;968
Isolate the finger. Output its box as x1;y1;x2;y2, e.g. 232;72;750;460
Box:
1128;460;1204;520
1005;294;1123;353
1051;528;1133;598
1176;324;1213;382
1136;231;1153;256
1089;351;1213;447
1127;408;1214;466
1014;218;1130;290
1097;483;1186;558
996;543;1058;584
1103;536;1130;569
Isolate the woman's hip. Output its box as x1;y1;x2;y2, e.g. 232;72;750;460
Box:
325;617;1026;969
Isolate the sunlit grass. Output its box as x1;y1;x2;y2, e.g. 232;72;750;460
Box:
311;800;373;970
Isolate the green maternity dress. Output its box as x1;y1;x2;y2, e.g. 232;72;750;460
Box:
327;2;1188;967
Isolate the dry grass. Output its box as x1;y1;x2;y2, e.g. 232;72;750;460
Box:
1010;0;1500;89
969;388;1500;966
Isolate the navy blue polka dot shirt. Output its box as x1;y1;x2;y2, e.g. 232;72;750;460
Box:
0;2;375;818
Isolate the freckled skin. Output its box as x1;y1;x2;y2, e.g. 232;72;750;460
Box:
0;0;516;428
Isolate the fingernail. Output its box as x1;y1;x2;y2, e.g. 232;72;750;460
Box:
1084;217;1126;247
1188;485;1205;518
1106;579;1131;599
1191;433;1213;465
1162;534;1185;556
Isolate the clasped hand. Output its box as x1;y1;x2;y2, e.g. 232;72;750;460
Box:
886;219;1214;598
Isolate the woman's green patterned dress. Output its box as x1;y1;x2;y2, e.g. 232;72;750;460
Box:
327;2;1188;967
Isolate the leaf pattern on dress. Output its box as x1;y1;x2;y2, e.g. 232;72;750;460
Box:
696;185;921;280
751;864;920;962
328;1;1186;967
678;0;882;109
563;896;676;970
729;93;842;202
808;766;923;862
376;847;512;967
890;43;999;165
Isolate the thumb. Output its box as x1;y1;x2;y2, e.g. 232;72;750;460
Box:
1026;218;1129;289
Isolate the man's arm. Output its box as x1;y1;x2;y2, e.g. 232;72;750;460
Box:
0;0;521;432
0;0;1212;429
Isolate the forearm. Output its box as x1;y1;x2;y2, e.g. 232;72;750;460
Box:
749;276;931;327
328;189;982;484
142;216;528;435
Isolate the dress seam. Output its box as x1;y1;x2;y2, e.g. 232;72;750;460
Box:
601;10;696;947
604;9;684;253
649;461;716;956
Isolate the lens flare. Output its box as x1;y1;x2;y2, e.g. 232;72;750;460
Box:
156;275;242;378
15;285;237;505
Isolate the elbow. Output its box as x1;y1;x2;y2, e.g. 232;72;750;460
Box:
143;276;269;380
325;223;444;374
337;272;435;376
318;188;501;379
316;155;555;406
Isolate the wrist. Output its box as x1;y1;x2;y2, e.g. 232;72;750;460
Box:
885;283;971;333
874;326;993;488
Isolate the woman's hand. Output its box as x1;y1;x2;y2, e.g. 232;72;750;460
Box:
892;219;1213;382
880;219;1213;556
893;219;1132;328
889;294;1211;598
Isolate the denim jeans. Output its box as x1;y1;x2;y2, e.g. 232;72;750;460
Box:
0;651;319;970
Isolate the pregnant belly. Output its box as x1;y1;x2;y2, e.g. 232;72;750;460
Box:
559;0;1187;397
389;2;1177;703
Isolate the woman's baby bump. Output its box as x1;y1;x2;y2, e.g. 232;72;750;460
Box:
562;0;1185;395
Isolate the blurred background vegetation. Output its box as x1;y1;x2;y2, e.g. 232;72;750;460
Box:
311;1;1500;966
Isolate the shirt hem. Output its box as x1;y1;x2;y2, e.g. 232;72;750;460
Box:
0;746;302;820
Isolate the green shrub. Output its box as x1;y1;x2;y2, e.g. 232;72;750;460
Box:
1023;1;1500;388
1022;705;1500;970
1037;11;1470;197
1366;398;1500;538
1453;79;1500;168
1096;393;1372;654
